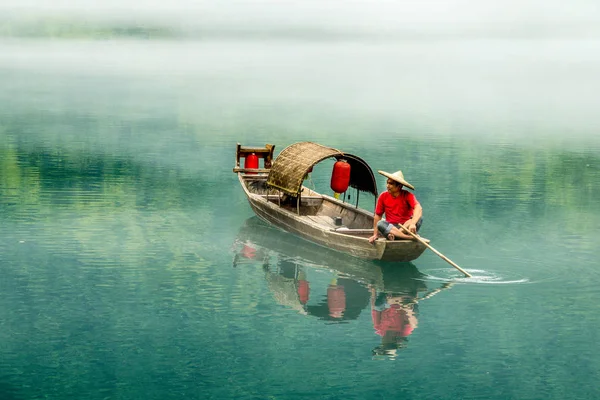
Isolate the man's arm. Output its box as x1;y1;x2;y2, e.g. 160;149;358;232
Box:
404;203;423;234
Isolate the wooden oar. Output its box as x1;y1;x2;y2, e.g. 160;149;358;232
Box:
397;223;472;278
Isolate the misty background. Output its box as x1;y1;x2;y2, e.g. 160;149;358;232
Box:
1;0;599;149
2;0;600;38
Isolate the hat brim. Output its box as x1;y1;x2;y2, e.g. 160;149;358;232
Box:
378;171;415;190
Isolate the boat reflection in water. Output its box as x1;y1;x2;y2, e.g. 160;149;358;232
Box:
232;217;453;357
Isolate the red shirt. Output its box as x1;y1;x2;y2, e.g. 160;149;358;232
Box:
375;190;419;224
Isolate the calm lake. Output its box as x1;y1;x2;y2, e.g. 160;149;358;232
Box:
1;31;600;399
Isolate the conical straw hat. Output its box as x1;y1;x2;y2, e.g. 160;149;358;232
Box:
377;170;415;190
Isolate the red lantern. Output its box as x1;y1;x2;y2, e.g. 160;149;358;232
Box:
245;153;259;174
330;159;351;194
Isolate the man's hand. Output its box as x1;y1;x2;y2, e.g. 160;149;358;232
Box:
368;234;379;244
403;221;417;234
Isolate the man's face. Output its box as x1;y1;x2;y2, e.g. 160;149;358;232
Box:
386;179;402;195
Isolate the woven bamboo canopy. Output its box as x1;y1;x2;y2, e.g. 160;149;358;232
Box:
266;142;378;197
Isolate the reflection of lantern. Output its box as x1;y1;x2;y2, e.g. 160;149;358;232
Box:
327;279;346;318
330;160;351;197
245;153;259;174
297;271;309;304
297;280;309;304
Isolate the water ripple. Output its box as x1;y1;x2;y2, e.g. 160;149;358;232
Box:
423;268;530;285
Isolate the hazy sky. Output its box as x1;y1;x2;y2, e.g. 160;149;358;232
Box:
1;1;599;140
2;0;600;37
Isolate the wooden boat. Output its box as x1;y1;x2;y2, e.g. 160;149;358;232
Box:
233;142;429;262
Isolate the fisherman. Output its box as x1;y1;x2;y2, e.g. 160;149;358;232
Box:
368;170;423;243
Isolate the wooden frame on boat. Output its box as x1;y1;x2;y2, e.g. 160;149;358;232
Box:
233;142;428;262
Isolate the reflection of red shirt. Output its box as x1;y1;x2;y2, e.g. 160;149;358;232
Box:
372;305;412;337
375;191;419;224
